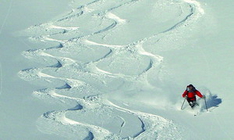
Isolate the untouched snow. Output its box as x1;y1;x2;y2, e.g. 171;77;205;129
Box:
1;0;234;139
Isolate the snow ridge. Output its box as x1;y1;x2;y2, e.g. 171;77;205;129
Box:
19;0;204;139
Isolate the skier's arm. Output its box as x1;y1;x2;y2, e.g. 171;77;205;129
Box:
195;90;203;98
182;90;188;98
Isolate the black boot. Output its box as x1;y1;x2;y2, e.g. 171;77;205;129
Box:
189;101;197;108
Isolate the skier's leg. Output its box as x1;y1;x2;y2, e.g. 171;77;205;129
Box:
187;98;193;107
187;98;197;108
191;98;198;108
191;101;196;108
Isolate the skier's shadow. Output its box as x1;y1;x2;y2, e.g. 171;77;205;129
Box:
206;95;222;109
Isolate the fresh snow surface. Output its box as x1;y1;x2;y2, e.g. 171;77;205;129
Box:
1;0;234;139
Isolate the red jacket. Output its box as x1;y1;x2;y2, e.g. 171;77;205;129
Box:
182;90;203;100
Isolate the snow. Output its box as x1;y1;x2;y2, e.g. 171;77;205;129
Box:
0;0;233;139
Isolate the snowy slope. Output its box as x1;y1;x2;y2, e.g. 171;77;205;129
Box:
1;0;234;139
0;0;73;139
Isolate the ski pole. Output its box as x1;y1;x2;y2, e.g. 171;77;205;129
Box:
181;97;186;110
204;97;208;111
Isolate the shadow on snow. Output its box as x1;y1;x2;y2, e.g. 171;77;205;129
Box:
206;95;222;109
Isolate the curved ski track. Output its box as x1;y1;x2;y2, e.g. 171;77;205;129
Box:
19;0;204;139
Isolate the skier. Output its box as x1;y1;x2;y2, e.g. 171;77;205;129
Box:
182;84;205;108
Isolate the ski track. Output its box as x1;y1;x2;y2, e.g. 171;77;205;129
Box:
19;0;204;139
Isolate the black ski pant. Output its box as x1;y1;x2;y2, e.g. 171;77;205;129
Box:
187;97;196;108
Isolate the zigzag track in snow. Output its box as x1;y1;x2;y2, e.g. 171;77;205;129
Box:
19;0;204;139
